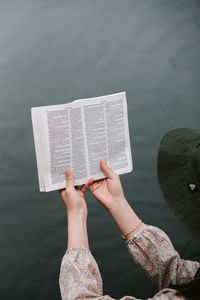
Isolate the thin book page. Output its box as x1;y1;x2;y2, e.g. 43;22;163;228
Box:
81;92;132;181
42;102;88;191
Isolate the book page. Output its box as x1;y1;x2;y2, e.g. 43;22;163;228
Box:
81;92;132;181
33;102;87;191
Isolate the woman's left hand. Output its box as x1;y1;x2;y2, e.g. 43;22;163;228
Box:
58;169;94;218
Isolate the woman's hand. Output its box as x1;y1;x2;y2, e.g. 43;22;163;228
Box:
89;159;126;211
90;159;142;239
58;169;94;249
59;169;94;218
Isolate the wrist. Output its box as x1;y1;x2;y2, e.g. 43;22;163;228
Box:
67;208;87;220
107;196;127;214
107;198;141;238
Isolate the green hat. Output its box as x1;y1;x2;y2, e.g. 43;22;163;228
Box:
157;128;200;239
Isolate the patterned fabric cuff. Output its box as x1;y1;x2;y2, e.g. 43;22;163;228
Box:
125;223;146;244
65;246;91;254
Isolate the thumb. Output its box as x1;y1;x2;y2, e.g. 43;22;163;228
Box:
65;169;74;189
100;159;116;179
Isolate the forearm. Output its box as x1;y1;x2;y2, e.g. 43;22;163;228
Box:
67;211;89;249
108;197;142;240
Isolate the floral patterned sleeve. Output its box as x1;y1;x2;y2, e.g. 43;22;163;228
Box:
59;247;138;300
126;223;200;289
59;224;200;300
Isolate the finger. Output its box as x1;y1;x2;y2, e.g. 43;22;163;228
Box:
100;159;116;179
80;177;94;193
90;179;103;192
58;188;65;195
65;169;74;189
58;189;66;202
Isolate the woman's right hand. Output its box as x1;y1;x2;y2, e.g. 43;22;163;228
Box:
90;159;142;238
89;159;126;211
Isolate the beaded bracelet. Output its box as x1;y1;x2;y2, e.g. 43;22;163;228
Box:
121;219;142;240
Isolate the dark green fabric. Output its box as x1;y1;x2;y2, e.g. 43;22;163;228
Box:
157;128;200;239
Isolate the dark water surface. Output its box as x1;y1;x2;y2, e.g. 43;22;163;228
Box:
0;0;200;299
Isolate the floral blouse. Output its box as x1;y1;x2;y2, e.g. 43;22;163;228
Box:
59;224;200;300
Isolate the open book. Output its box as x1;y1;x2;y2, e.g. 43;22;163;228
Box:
31;92;133;192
